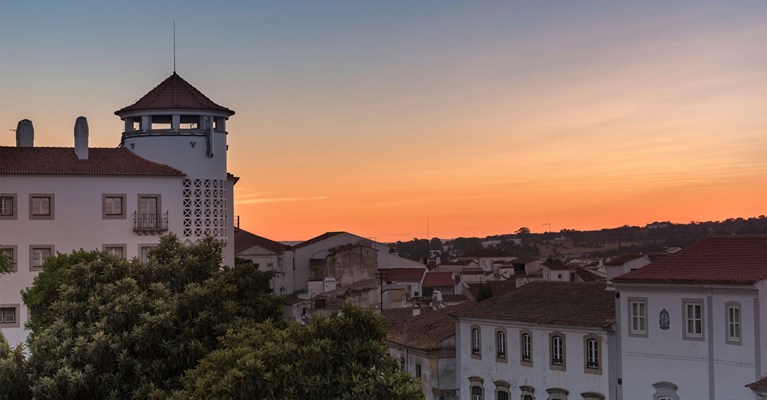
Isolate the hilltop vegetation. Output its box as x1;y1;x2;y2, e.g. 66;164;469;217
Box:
396;215;767;261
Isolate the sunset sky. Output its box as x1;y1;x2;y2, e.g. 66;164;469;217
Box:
1;1;766;242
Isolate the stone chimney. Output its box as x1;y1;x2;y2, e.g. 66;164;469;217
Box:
16;119;34;147
74;116;88;160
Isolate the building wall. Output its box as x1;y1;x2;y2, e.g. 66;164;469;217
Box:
236;244;285;293
616;284;759;400
325;245;378;287
388;343;457;400
455;317;611;400
0;174;183;346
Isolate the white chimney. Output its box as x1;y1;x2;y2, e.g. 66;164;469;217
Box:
16;119;34;147
74;116;88;160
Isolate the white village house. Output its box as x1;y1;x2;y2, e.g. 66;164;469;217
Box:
0;72;237;346
613;235;767;400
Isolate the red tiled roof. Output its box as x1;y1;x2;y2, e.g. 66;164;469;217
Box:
441;294;470;302
115;72;234;116
381;267;426;282
604;254;646;266
423;272;456;287
234;228;289;255
292;232;346;249
614;236;767;285
747;375;767;392
450;281;615;328
0;146;183;176
387;302;476;350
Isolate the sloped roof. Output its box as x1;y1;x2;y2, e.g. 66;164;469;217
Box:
604;254;647;266
450;281;615;329
292;232;346;250
747;375;767;392
614;236;767;285
381;267;426;282
387;302;476;351
0;146;183;176
115;72;234;116
234;228;289;255
465;280;517;299
423;272;457;287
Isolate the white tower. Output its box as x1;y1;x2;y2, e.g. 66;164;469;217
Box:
115;73;236;263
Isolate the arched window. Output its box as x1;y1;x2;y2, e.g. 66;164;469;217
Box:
549;332;566;369
472;327;481;356
496;329;507;359
520;385;535;400
472;386;484;400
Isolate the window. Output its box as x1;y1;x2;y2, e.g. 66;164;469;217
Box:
683;299;704;340
497;391;509;400
652;381;679;400
29;194;54;219
520;331;532;365
471;325;481;358
415;363;422;379
103;244;126;259
0;194;17;219
469;376;484;400
0;246;17;272
30;245;54;271
583;334;601;374
472;386;483;400
102;194;126;219
496;329;507;360
580;393;604;400
0;305;20;328
725;302;741;344
628;297;648;337
520;385;535;400
549;332;566;370
546;388;569;400
494;380;510;400
139;245;155;263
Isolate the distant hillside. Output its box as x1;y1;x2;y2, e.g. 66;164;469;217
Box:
394;215;767;262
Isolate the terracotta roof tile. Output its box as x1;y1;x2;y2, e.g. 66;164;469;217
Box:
381;267;426;282
604;254;647;266
450;281;615;328
614;236;767;285
0;146;183;176
115;73;234;115
747;375;767;392
465;280;517;299
387;302;477;350
423;272;456;287
234;228;289;255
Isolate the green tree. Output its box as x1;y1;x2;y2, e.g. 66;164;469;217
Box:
0;251;13;275
0;332;32;399
476;282;494;302
515;227;531;236
23;235;281;400
173;304;425;400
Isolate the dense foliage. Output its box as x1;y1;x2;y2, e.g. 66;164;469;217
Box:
3;236;424;400
173;304;425;400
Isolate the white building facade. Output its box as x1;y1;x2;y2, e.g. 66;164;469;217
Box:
0;72;237;346
613;236;767;400
451;281;617;400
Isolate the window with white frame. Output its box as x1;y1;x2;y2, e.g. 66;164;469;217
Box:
139;245;155;264
30;245;53;271
496;329;506;359
683;300;704;340
549;332;566;369
584;335;601;373
0;194;16;219
521;331;532;364
0;305;19;328
628;298;647;336
30;194;54;219
104;245;126;259
520;385;535;400
726;303;741;344
471;326;481;357
472;386;483;400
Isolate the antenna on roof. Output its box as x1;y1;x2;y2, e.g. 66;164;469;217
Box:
173;21;176;73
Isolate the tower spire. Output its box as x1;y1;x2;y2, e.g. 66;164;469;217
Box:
173;21;176;73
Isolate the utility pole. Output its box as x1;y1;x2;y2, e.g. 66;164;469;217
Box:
543;223;551;234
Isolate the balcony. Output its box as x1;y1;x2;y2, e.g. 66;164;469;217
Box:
133;212;168;234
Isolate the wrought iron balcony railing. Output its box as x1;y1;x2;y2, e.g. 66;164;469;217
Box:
133;212;169;233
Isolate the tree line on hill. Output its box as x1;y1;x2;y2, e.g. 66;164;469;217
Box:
0;236;424;400
395;215;767;261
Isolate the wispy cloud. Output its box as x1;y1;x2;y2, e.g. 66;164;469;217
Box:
236;195;329;205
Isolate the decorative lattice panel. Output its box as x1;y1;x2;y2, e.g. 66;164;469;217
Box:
183;178;228;240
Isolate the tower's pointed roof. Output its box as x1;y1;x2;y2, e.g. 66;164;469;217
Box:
115;72;234;116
